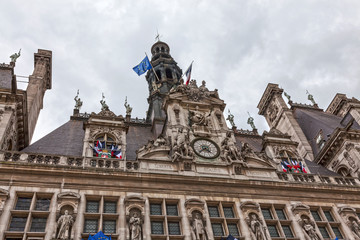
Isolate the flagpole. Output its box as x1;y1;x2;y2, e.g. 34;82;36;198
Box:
181;60;194;78
145;52;161;83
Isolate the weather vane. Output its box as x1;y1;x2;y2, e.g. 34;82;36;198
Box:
155;29;162;42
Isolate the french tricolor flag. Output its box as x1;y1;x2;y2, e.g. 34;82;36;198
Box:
184;62;193;85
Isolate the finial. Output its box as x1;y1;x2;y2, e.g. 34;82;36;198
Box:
155;29;162;42
100;93;109;111
306;90;317;105
10;49;21;63
247;112;256;130
226;109;236;128
74;89;83;110
124;96;132;115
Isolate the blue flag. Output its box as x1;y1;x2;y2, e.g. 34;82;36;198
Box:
133;56;152;76
88;231;111;240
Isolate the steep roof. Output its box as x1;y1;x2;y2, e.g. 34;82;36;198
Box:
126;124;154;160
22;120;85;156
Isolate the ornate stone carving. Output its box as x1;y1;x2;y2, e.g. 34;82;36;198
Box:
125;196;145;240
221;132;242;162
93;109;117;118
171;128;193;162
266;102;278;124
189;107;212;128
0;188;9;215
190;211;208;240
299;215;321;240
56;209;74;240
338;206;360;239
226;109;236;128
246;212;268;240
125;96;133;115
137;135;170;159
57;192;80;214
90;126;123;143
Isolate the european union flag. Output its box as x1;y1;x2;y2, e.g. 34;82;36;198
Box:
133;56;152;76
88;231;111;240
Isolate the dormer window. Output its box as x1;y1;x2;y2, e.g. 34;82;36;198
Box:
315;130;325;150
279;150;307;173
93;134;122;159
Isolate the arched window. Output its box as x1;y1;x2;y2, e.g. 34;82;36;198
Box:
337;167;350;177
93;134;122;159
165;69;172;79
280;150;306;173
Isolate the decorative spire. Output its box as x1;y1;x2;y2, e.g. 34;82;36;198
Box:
226;109;236;128
155;29;162;42
10;49;21;63
100;93;109;111
124;96;132;115
247;112;256;130
74;89;83;110
306;90;317;105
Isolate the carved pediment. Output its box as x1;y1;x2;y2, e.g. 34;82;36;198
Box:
124;195;146;204
57;191;80;200
291;202;310;215
240;201;260;210
0;188;9;197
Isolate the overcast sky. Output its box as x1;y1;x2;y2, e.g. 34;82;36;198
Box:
1;0;360;143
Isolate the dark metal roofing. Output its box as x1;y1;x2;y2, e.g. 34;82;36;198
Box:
126;124;154;160
305;159;340;176
22;120;85;156
235;135;263;152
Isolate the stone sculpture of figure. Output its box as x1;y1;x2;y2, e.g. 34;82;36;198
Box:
306;90;317;105
351;220;360;239
226;109;235;128
190;107;211;127
284;91;291;102
191;212;208;240
199;80;210;97
247;112;256;130
152;79;159;91
153;135;167;147
247;213;267;240
74;90;83;110
10;49;21;62
301;217;321;240
124;96;133;115
56;210;74;240
100;93;109;111
129;211;142;240
221;133;241;161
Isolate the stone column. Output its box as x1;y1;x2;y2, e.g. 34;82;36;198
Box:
0;187;12;238
179;198;191;240
46;190;60;240
286;203;305;239
118;196;125;240
74;193;86;240
236;201;250;239
144;198;151;240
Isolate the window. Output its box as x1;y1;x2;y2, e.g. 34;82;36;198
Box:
84;219;98;233
93;134;120;158
86;201;99;213
207;202;240;238
279;150;307;173
104;201;116;214
151;221;164;235
103;220;116;234
15;197;32;210
261;205;294;239
35;198;50;211
30;218;47;232
150;200;181;237
311;207;344;240
165;69;173;79
9;217;27;231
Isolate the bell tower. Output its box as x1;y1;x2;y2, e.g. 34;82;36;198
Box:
145;41;182;133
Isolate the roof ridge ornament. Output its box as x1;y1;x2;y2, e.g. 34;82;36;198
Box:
306;90;317;106
74;89;83;111
247;112;256;130
10;49;21;63
100;93;109;111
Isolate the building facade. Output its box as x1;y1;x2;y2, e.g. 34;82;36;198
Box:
0;41;360;240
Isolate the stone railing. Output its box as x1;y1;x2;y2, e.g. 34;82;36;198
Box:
277;172;359;186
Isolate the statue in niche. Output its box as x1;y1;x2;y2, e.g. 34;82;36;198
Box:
124;96;133;115
247;213;267;240
10;49;21;62
221;132;241;162
56;210;74;240
226;109;236;128
299;216;321;240
100;93;109;111
129;210;143;240
74;90;82;110
190;211;208;240
349;218;360;239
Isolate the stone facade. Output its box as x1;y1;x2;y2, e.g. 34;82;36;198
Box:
0;43;360;240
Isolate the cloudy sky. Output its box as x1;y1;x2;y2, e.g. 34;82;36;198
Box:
1;0;360;143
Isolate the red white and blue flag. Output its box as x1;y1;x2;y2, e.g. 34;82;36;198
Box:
300;161;307;173
113;149;122;159
184;62;193;85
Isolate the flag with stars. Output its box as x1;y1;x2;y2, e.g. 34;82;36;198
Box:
133;56;152;76
88;231;111;240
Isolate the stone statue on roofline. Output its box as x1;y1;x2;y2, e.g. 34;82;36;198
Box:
74;89;82;110
247;112;256;130
10;49;21;63
124;96;133;115
284;91;291;102
306;90;317;105
100;93;109;111
226;109;236;128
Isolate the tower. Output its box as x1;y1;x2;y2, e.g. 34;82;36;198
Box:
145;41;182;134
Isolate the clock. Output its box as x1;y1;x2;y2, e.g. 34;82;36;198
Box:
192;138;220;159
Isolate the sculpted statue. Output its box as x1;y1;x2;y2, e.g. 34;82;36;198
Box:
100;93;109;111
300;217;321;240
306;90;317;105
247;112;256;130
129;211;142;240
10;49;21;62
153;135;167;147
226;109;236;128
199;80;210;97
124;96;133;115
74;90;82;110
350;219;360;239
191;212;208;240
247;213;267;240
172;128;192;161
56;210;74;240
284;91;291;102
221;133;241;162
189;107;211;127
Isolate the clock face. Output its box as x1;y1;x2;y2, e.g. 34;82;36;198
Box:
192;139;220;159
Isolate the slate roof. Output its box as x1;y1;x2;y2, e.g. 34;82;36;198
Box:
22;120;85;156
126;124;154;160
235;135;263;152
294;108;344;157
305;159;340;176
